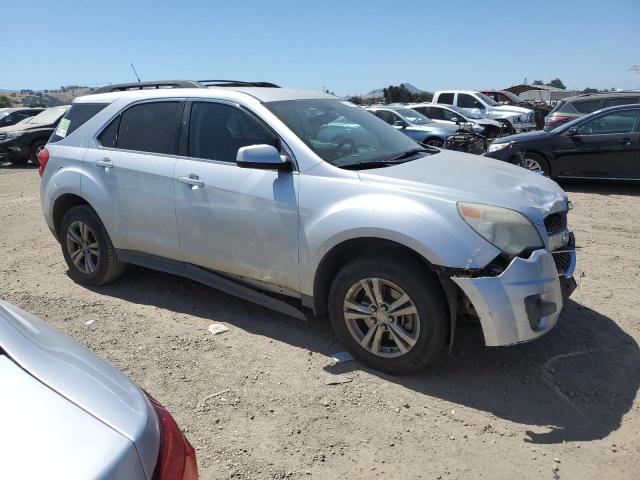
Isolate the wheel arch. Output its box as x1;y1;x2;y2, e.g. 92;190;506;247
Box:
52;193;91;241
312;237;446;317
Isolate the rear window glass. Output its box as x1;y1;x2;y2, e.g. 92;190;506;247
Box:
573;99;603;114
50;104;108;142
116;102;180;155
438;93;454;105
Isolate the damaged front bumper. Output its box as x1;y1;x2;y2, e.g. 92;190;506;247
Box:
451;248;576;346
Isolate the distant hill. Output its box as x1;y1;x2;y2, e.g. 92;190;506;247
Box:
0;87;94;107
362;82;425;99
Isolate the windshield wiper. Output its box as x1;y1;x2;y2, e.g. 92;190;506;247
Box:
340;148;434;170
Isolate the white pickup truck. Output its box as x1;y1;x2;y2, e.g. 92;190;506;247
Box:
432;90;536;134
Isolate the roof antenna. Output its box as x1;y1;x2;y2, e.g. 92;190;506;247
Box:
130;62;141;83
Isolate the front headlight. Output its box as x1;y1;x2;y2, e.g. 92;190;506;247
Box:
4;130;25;139
512;116;523;123
487;142;509;153
457;202;543;256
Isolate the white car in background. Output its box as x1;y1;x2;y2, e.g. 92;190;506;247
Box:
432;90;536;134
409;103;505;138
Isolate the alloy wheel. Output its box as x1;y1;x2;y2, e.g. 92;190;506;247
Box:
521;157;543;172
343;278;420;358
66;221;99;274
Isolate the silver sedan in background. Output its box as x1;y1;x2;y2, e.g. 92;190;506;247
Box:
0;299;198;480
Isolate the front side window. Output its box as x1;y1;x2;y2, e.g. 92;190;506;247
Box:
265;99;426;168
577;110;639;135
438;93;454;105
421;106;443;120
373;110;397;125
188;102;277;162
395;108;431;125
458;93;484;109
117;101;180;154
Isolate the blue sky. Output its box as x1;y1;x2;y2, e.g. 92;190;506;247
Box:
2;0;638;95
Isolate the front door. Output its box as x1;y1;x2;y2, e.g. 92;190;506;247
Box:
174;101;300;293
554;109;640;178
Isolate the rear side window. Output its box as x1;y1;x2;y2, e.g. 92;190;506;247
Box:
573;99;603;114
422;106;444;120
50;104;108;142
438;93;454;105
117;102;180;154
188;102;277;163
97;117;120;148
604;96;640;107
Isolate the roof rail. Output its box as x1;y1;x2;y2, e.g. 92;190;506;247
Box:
93;80;205;94
197;79;280;88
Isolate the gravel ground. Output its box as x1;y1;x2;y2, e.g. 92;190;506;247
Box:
1;163;639;479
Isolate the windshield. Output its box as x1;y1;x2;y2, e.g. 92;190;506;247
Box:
26;108;66;125
475;92;498;107
394;108;432;125
0;110;9;119
265;99;429;168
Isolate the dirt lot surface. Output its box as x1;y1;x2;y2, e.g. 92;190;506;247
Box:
1;163;639;479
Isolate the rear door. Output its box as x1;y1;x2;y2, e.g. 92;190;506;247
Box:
174;100;299;293
554;109;640;178
83;100;183;259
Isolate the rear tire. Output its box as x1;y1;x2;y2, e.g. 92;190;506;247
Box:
328;254;448;374
30;140;46;166
60;205;125;286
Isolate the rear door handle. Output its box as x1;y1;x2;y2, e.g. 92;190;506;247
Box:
178;174;204;189
95;158;113;171
619;138;631;145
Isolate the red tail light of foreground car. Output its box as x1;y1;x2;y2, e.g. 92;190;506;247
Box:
37;147;49;177
148;394;198;480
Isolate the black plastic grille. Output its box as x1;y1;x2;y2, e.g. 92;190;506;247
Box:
544;211;567;234
552;251;572;275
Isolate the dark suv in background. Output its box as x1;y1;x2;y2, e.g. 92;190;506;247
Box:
544;91;640;130
0;107;44;128
0;106;69;165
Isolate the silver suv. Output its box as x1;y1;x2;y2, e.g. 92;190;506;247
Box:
39;80;576;374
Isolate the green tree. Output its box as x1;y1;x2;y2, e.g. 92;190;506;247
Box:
546;78;566;89
582;87;598;94
0;95;12;107
532;80;544;86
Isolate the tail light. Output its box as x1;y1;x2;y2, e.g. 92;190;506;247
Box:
545;115;569;128
37;147;49;177
148;394;198;480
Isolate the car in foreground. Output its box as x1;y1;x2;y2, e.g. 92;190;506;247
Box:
0;299;198;479
544;91;640;130
432;90;536;134
0;107;44;128
408;103;504;138
0;105;69;164
365;105;458;147
485;104;640;179
39;80;576;374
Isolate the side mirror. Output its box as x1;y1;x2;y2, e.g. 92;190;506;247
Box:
450;117;460;124
394;120;407;128
567;127;579;137
236;144;292;172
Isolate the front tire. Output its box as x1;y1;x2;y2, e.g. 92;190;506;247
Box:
519;152;550;176
423;137;444;148
60;205;125;286
328;255;448;374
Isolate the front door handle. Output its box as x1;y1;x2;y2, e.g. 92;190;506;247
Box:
619;138;631;145
95;158;113;171
178;174;204;189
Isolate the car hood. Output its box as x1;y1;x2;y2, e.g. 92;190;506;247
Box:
474;118;502;127
0;300;159;479
0;121;50;132
495;129;555;144
357;149;568;225
492;105;533;115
